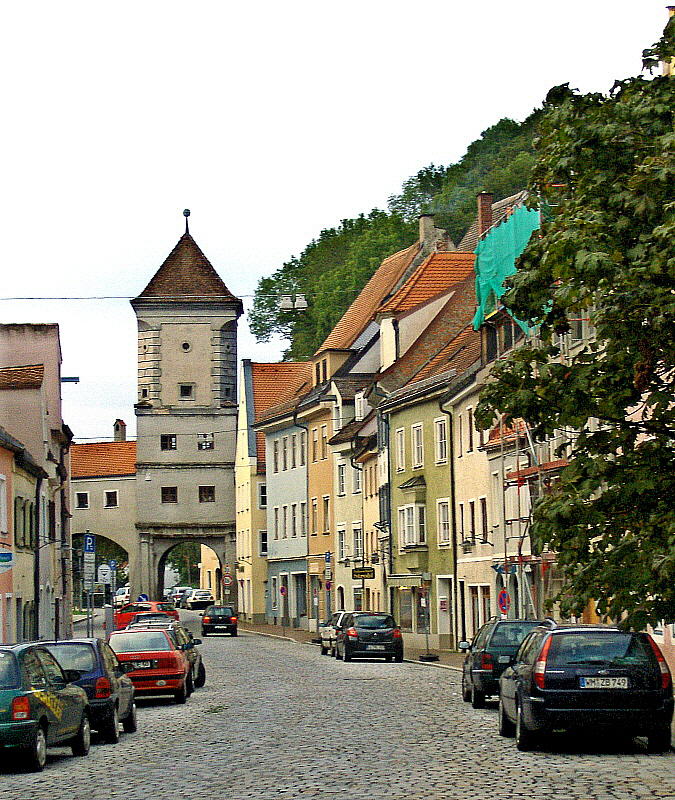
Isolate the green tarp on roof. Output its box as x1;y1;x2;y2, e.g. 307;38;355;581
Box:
472;204;540;332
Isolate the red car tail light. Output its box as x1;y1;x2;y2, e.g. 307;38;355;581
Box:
533;636;553;689
230;616;238;624
392;628;402;639
647;635;672;690
202;617;212;624
11;696;31;721
95;677;112;699
481;652;494;671
346;627;358;639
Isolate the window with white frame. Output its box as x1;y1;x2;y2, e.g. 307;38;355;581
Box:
299;431;307;466
434;418;448;463
321;425;328;459
322;496;330;533
259;530;268;556
197;433;214;450
271;576;278;609
437;499;450;544
395;428;405;471
311;498;318;534
300;502;307;536
355;392;367;421
104;490;118;508
282;437;288;471
282;505;288;538
312;428;318;462
456;413;463;457
353;526;363;559
467;408;474;453
337;463;346;496
291;434;297;469
273;441;279;473
411;424;424;468
258;483;267;509
75;492;89;510
469;500;476;542
458;502;465;540
274;507;279;539
352;466;361;493
398;504;426;547
291;503;297;537
337;527;346;561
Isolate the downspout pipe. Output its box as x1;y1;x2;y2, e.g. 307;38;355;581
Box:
33;474;42;640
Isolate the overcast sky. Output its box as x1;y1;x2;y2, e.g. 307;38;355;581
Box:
0;1;669;440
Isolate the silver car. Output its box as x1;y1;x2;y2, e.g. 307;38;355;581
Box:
319;611;351;656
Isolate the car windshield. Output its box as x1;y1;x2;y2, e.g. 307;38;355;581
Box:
0;651;20;689
354;615;395;630
547;632;652;667
206;606;233;615
156;603;176;612
44;644;97;673
109;631;172;653
133;613;170;622
490;622;540;648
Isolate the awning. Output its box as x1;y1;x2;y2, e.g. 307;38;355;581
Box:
387;574;423;588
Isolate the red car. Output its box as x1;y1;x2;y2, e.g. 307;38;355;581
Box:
113;601;179;631
108;628;192;703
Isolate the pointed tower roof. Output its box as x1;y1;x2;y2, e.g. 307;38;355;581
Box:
133;230;241;308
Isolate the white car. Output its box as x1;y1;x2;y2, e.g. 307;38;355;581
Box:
113;586;130;608
185;590;214;610
319;610;351;656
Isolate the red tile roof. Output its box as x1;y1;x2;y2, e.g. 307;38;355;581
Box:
71;441;137;478
315;243;419;355
251;362;313;468
0;364;44;390
411;326;481;384
378;251;475;316
135;233;240;303
487;418;529;445
506;459;569;481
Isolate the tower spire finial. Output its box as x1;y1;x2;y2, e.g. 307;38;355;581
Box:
183;208;190;234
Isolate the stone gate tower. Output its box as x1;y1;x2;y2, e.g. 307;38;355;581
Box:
130;217;242;602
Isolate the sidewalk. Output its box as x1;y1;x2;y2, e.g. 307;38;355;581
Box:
238;620;463;669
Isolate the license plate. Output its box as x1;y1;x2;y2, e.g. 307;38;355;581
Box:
366;644;386;651
215;625;228;630
579;676;628;689
132;661;152;669
498;656;511;663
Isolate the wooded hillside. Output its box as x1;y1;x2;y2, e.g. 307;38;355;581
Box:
249;110;541;359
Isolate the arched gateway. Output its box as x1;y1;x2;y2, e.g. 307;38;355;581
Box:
71;218;242;608
130;216;242;605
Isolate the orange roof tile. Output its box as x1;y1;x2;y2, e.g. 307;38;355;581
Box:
506;459;569;481
411;327;481;384
251;362;313;468
378;251;475;316
315;243;419;355
487;418;529;445
71;441;137;478
0;364;44;390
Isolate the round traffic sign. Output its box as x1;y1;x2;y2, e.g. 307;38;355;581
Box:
223;575;232;587
279;586;287;596
137;593;149;602
498;588;511;614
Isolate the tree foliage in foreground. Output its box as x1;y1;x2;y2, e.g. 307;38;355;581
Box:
476;21;675;630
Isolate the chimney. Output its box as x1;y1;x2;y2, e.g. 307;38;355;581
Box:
113;419;127;442
477;192;493;238
418;213;436;247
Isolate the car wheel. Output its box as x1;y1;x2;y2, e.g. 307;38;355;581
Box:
498;696;515;738
320;644;328;655
71;713;91;756
174;681;188;704
343;647;352;662
202;630;208;637
335;644;343;661
647;726;672;753
122;702;137;734
186;672;194;697
394;652;403;663
231;629;238;637
23;722;47;772
101;704;120;744
515;702;536;752
461;675;472;702
385;655;393;662
471;685;486;709
194;661;206;689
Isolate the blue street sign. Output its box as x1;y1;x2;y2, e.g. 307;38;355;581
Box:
109;559;118;570
325;551;331;563
137;593;149;602
83;534;96;553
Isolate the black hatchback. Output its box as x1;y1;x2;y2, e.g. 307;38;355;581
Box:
335;613;403;662
43;638;137;744
201;605;238;636
498;622;674;752
459;618;542;708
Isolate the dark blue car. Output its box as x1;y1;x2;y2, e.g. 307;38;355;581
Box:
43;638;137;744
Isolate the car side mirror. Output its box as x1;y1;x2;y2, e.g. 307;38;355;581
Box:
458;641;471;651
63;669;81;683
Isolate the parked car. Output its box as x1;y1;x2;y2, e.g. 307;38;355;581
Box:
113;586;131;609
43;638;137;743
459;618;542;708
335;612;403;662
319;611;350;656
108;628;194;703
171;587;192;605
0;643;91;771
498;621;674;752
114;601;179;630
126;611;174;628
125;620;206;689
184;590;214;610
201;605;237;637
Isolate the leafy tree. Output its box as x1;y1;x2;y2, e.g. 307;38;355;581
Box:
166;542;201;587
476;21;675;629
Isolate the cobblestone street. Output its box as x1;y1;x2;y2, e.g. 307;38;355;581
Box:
2;613;674;800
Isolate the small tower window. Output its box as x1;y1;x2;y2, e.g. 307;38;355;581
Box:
179;384;194;400
141;388;148;399
161;487;178;504
181;341;191;352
